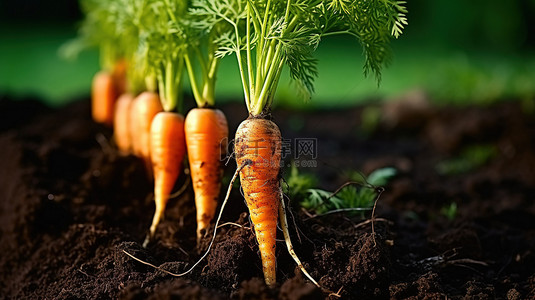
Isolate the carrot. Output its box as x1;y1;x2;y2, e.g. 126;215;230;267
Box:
184;108;228;242
91;70;117;126
128;96;142;156
234;117;282;287
113;93;135;155
146;112;186;243
71;0;122;127
180;11;229;245
130;91;163;173
112;58;128;95
137;1;188;246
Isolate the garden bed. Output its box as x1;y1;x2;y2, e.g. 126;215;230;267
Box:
1;96;534;299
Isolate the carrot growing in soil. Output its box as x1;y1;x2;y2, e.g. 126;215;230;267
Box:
61;0;128;126
185;108;228;243
234;118;282;286
113;76;154;156
167;6;231;243
89;37;126;127
196;0;407;287
142;0;188;246
130;91;163;173
113;93;135;154
111;0;160;155
148;112;186;242
91;70;118;126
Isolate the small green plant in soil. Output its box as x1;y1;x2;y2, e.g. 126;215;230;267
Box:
441;202;458;221
436;144;497;176
298;167;397;216
284;164;318;200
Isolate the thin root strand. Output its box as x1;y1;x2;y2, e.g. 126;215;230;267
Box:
125;161;249;277
279;186;321;289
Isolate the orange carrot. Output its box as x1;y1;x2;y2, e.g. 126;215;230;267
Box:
113;93;135;154
129;96;141;156
234;117;282;287
112;58;128;95
130;91;163;173
91;70;117;126
147;112;186;241
184;108;228;242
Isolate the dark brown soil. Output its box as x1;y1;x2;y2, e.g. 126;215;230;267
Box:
1;94;534;299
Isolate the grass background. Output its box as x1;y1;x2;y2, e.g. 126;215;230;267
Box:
1;0;534;108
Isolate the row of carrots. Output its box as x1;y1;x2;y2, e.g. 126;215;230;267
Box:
75;0;407;288
92;63;228;247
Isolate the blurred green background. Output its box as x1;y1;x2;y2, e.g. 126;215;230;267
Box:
1;0;534;108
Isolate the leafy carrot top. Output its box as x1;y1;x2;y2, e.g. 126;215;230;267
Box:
192;0;408;115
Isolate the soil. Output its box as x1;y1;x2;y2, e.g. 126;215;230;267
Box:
1;94;534;299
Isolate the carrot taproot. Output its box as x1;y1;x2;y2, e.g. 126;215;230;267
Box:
113;93;135;155
184;108;228;242
234;117;282;287
129;96;141;156
91;70;117;126
146;111;186;243
129;91;163;173
112;58;128;95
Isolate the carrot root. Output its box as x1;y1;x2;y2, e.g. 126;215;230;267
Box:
91;71;117;126
279;186;320;288
113;93;135;154
134;161;249;275
235;117;282;287
112;58;128;95
144;112;186;247
130;91;163;178
185;108;229;243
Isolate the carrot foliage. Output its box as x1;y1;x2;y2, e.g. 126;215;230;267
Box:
137;0;188;112
192;0;408;115
60;0;123;72
133;0;232;109
180;2;234;108
299;167;397;216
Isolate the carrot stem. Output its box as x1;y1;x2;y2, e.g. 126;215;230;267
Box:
184;52;204;107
